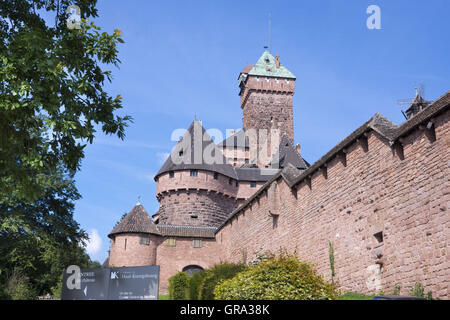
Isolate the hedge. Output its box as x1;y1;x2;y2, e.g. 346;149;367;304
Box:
214;255;339;300
168;271;189;300
198;263;246;300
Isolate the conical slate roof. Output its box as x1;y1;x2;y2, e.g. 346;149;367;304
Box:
108;204;159;238
271;134;309;170
247;50;296;79
155;120;237;179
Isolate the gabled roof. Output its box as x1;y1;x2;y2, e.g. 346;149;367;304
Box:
155;120;237;179
108;204;159;238
234;167;279;182
247;50;296;79
216;91;450;234
396;91;450;139
271;134;309;170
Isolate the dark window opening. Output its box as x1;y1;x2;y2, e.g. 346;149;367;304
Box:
213;172;218;180
374;231;383;243
190;170;198;177
229;178;233;185
182;265;204;276
179;150;184;157
169;171;174;178
250;181;257;188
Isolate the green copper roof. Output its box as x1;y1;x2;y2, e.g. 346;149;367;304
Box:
247;50;296;79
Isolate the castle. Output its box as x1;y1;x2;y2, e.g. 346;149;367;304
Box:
107;50;450;298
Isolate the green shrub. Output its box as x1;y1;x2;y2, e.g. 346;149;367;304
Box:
214;255;338;300
6;270;36;300
188;270;207;300
169;272;190;300
0;286;11;300
390;284;401;296
339;292;374;300
198;263;246;300
409;282;425;298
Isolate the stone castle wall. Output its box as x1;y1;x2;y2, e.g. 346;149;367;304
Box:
157;189;237;226
156;238;219;294
216;107;450;298
156;170;238;226
241;76;295;152
109;233;160;267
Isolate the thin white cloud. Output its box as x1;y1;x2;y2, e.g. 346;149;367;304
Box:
84;229;102;259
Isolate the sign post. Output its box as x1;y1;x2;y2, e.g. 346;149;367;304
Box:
61;265;160;300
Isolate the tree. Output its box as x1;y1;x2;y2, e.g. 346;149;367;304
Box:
0;0;130;298
0;0;132;203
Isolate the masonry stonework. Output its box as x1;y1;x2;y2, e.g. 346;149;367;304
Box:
107;50;449;299
216;107;449;298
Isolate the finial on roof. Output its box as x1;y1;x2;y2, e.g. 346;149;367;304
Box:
136;195;141;206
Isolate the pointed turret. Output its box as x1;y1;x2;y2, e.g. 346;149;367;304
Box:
155;120;236;180
108;203;159;238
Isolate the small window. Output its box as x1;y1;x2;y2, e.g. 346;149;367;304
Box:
169;171;174;178
213;172;218;180
250;181;257;188
139;235;150;245
179;150;184;157
374;232;383;243
193;239;203;248
235;181;239;187
228;178;233;185
190;170;198;177
167;238;176;247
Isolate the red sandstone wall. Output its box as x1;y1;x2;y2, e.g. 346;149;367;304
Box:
217;108;450;299
109;233;160;267
156;237;221;294
156;170;237;197
157;190;238;226
241;76;295;150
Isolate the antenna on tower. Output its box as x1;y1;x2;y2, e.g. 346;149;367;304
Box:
268;12;272;53
397;83;434;120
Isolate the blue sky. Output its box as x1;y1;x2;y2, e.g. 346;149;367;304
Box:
76;0;449;262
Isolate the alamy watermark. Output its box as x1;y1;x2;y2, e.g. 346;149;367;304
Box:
366;5;381;30
169;127;282;174
66;5;81;30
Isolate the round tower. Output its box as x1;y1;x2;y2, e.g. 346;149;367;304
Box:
108;204;160;267
154;120;239;227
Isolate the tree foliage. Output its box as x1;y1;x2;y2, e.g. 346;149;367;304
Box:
0;0;131;202
0;0;127;298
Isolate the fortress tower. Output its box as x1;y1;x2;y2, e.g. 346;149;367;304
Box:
237;50;296;166
154;120;240;227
